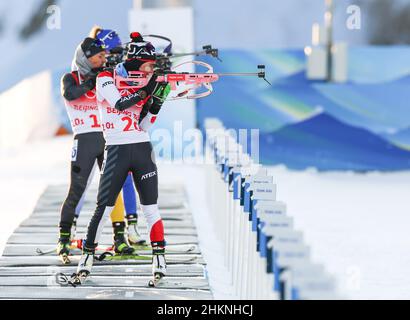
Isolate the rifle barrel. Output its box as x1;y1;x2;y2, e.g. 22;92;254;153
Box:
217;72;260;76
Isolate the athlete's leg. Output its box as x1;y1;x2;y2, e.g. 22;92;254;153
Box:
110;191;125;223
96;137;130;251
96;147;104;170
95;134;128;226
131;142;164;246
84;144;130;250
123;173;137;217
123;172;145;244
59;133;102;236
108;191;134;253
67;161;98;240
131;142;166;276
74;162;97;218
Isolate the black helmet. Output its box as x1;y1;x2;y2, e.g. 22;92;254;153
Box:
81;37;105;58
126;32;156;61
124;32;156;71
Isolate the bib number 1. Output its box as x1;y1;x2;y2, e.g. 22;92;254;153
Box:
89;114;101;128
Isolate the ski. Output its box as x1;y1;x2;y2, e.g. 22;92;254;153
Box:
37;245;81;256
167;245;196;254
147;278;209;289
166;255;198;263
36;248;55;256
130;243;150;250
132;243;197;254
55;272;207;289
36;244;197;256
96;251;198;263
96;251;151;261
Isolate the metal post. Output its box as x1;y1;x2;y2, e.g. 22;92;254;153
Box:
325;0;334;82
133;0;142;9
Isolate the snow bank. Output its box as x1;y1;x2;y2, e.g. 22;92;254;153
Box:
0;135;72;254
0;71;60;148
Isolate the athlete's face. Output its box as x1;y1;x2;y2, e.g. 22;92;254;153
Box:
139;61;155;73
88;52;107;68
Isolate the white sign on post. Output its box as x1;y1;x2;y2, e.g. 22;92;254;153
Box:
255;201;287;214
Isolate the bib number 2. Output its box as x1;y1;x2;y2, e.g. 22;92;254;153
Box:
122;116;141;132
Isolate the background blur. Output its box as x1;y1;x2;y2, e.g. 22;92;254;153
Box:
1;0;410;171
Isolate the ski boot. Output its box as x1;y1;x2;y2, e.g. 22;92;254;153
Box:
57;231;71;264
126;214;146;246
149;241;167;287
70;246;95;286
113;222;135;255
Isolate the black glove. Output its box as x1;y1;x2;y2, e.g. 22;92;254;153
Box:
141;74;158;95
138;99;152;124
150;83;169;115
151;82;170;113
149;99;163;115
83;69;100;90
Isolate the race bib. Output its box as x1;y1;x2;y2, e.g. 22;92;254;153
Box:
71;139;78;162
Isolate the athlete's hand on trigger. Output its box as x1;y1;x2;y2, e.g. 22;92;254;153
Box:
148;83;170;115
152;82;171;103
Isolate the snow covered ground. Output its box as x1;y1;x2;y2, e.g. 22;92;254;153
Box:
1;136;410;299
267;166;410;300
0;135;236;299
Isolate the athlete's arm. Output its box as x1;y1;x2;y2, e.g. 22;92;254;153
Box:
115;74;160;111
139;83;169;131
115;92;145;111
139;81;169;120
97;72;153;111
61;73;95;101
